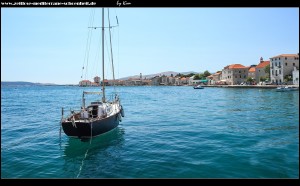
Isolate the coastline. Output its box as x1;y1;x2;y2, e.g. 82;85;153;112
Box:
202;85;299;89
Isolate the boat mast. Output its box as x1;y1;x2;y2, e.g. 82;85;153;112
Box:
102;8;106;102
108;9;116;89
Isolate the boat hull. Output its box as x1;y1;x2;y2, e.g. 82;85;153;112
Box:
276;87;299;92
61;112;121;139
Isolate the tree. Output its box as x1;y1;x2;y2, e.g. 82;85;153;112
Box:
203;70;211;77
187;73;195;77
193;74;201;80
284;74;293;83
264;64;270;74
264;64;270;80
175;73;181;77
246;77;254;83
260;76;266;82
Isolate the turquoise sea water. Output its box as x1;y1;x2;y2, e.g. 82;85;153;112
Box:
1;85;299;178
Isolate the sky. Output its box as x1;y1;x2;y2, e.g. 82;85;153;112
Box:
1;8;299;84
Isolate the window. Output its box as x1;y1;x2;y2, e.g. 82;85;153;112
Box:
286;63;288;66
279;70;281;74
285;57;287;60
240;75;241;78
244;75;246;78
279;57;280;60
272;58;273;61
279;62;281;66
275;62;277;66
293;63;295;66
272;70;274;75
259;70;260;72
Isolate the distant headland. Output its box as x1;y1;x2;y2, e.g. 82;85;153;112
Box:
1;81;76;86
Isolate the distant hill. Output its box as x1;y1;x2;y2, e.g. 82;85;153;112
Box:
180;71;199;75
119;71;200;80
1;81;58;86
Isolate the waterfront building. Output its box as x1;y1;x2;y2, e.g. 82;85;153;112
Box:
141;79;152;85
168;76;176;85
270;54;299;84
151;76;161;86
188;75;202;85
94;76;100;84
175;77;181;86
161;75;169;85
79;76;100;86
180;77;189;85
210;71;222;84
255;57;270;83
101;79;109;86
79;80;92;86
292;66;299;85
206;75;213;85
221;64;248;85
248;67;256;81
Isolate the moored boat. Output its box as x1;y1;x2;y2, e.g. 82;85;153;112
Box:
193;85;204;89
60;8;124;139
275;86;299;92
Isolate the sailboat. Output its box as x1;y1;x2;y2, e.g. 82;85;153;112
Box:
60;8;124;139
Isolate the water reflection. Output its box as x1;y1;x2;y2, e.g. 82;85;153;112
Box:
61;127;125;178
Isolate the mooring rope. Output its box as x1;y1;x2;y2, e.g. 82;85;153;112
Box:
76;122;93;178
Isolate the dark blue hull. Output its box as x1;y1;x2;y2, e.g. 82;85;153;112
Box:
62;112;121;139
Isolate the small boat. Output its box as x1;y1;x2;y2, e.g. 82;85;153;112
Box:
193;85;204;89
276;86;299;92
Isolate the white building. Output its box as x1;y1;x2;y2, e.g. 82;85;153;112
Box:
188;75;202;85
270;54;299;84
292;67;299;85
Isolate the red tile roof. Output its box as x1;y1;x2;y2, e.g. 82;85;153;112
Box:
256;61;270;68
249;67;256;72
228;64;247;69
271;54;299;58
214;71;222;75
